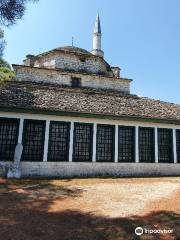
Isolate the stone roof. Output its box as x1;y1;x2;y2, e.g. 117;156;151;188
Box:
0;81;180;124
54;46;92;55
37;46;93;58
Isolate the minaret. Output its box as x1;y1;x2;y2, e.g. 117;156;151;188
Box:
91;13;104;58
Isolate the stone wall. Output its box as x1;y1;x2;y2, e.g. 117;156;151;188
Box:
34;52;113;77
1;162;180;177
14;65;131;93
14;66;71;86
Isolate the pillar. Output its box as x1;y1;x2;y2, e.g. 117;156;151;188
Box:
115;125;119;163
92;123;97;162
155;127;158;163
135;126;139;163
69;122;74;162
43;120;50;162
173;128;177;163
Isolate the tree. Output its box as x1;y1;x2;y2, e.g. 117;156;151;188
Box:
0;28;5;57
0;0;38;26
0;1;38;81
0;29;11;81
0;58;14;81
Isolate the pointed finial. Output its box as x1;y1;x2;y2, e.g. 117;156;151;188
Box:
94;12;101;34
71;36;74;46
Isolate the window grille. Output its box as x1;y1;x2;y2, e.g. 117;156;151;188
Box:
71;77;81;88
176;129;180;163
96;124;115;162
158;128;173;163
48;121;70;161
118;126;135;162
22;120;45;161
73;123;93;162
139;127;155;162
0;118;19;161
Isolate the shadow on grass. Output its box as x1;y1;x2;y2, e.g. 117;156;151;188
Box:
0;181;179;240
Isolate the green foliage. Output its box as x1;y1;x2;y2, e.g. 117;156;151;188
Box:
0;28;5;57
0;28;3;38
0;0;39;26
0;58;14;82
0;58;10;68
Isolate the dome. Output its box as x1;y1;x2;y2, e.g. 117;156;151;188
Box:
54;46;92;55
30;45;113;77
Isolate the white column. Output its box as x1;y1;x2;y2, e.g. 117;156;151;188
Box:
92;123;97;162
155;127;158;163
43;120;50;162
173;128;177;163
69;122;74;162
135;126;139;163
114;125;118;163
18;118;24;144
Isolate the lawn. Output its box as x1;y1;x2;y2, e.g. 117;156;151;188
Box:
0;177;179;240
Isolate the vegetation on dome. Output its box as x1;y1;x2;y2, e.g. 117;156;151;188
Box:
36;46;92;59
26;54;35;59
57;46;91;55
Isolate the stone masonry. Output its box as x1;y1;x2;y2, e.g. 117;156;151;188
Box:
13;65;131;93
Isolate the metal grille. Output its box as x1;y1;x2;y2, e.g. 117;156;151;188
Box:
96;124;115;162
0;118;19;161
176;130;180;163
48;121;70;161
139;127;155;162
22;120;45;161
73;123;93;162
158;128;173;163
118;126;135;162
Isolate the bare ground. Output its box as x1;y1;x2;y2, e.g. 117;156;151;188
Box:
0;177;179;240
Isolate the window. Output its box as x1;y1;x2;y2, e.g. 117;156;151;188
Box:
73;123;93;162
71;77;81;88
176;130;180;163
22;120;46;161
118;126;135;162
0;118;19;161
158;128;173;163
48;121;70;161
96;124;115;162
139;127;155;162
79;56;86;62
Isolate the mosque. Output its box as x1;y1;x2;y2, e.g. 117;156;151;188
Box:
0;14;180;177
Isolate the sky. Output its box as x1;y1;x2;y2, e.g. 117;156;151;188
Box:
2;0;180;103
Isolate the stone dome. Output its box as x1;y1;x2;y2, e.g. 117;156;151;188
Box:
54;46;92;55
23;45;114;77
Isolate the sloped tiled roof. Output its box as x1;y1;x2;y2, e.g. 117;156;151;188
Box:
0;81;180;124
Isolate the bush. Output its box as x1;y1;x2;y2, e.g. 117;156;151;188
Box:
0;59;14;82
0;67;14;81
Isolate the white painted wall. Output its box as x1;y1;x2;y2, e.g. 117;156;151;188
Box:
19;162;180;177
0;111;180;177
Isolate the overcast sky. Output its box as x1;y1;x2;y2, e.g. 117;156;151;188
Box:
3;0;180;103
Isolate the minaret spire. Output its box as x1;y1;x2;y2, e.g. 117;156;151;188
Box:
94;13;101;34
91;13;104;58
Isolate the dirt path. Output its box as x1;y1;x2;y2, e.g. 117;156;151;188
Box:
0;177;179;240
49;181;179;218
